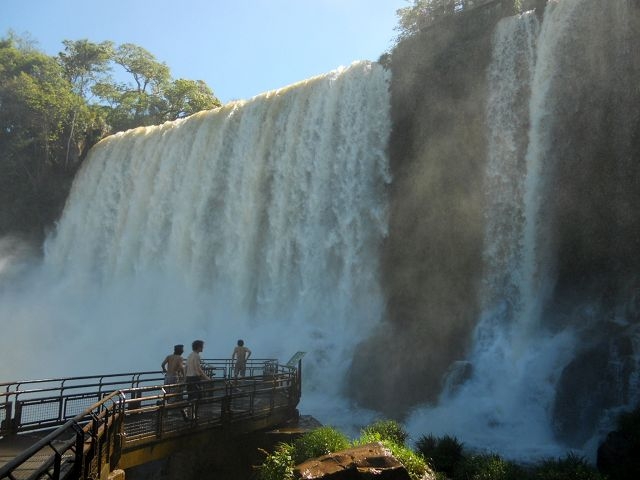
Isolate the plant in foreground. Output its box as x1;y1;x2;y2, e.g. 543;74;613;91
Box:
416;433;464;476
454;453;525;480
257;442;295;480
532;453;606;480
360;419;409;445
292;426;350;464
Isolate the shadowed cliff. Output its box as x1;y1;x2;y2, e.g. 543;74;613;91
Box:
348;6;507;415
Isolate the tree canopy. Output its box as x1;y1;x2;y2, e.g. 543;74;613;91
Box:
0;33;221;238
394;0;525;40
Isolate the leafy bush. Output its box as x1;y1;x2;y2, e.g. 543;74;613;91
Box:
257;442;295;480
378;439;431;480
617;405;640;442
416;434;464;476
361;419;409;445
454;453;526;480
292;426;350;464
532;453;606;480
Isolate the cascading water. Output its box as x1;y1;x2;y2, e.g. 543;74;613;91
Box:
0;61;391;428
406;0;640;462
405;8;570;460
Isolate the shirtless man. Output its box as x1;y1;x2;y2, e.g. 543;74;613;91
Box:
161;344;185;385
232;339;252;379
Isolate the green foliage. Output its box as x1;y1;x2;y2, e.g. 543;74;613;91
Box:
354;420;428;480
416;434;464;476
59;39;114;98
162;78;221;119
258;422;613;480
532;453;606;480
378;439;430;480
360;419;409;445
0;32;221;237
0;35;84;235
292;426;350;464
453;453;526;480
257;443;295;480
395;0;475;41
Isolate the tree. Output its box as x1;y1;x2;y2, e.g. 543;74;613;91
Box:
58;39;113;167
92;43;220;132
0;33;222;237
395;0;476;40
0;35;83;234
162;78;221;119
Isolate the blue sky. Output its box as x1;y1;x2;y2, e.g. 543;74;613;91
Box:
1;0;408;103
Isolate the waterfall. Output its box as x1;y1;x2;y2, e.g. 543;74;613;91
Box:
406;1;603;460
0;61;391;425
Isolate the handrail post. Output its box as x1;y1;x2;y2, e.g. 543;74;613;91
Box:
59;380;66;423
12;402;22;435
52;450;61;480
297;359;302;401
72;421;85;480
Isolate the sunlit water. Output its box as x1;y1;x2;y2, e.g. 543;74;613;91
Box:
0;61;391;433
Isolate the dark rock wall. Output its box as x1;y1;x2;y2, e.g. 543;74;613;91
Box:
350;1;640;447
348;7;505;415
544;2;640;445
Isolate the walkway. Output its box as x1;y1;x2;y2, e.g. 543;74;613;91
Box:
0;357;302;480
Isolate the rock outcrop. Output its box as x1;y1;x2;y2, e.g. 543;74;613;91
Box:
293;442;434;480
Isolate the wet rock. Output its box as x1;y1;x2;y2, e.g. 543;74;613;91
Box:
293;442;432;479
597;417;640;479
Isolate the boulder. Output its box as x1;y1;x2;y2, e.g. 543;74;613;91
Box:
293;442;427;480
597;429;640;480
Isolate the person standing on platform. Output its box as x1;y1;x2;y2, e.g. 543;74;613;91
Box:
161;344;185;385
161;344;185;403
231;339;252;380
183;339;211;420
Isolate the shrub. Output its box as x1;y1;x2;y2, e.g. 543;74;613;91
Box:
617;405;640;442
258;442;295;480
416;434;464;476
378;439;431;480
292;426;350;464
360;419;409;445
533;453;606;480
454;453;526;480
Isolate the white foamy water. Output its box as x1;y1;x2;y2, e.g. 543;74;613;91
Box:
406;2;594;461
0;61;391;428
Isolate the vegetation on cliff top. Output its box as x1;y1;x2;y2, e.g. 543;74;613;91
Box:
0;33;220;239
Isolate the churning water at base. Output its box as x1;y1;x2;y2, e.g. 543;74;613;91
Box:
0;61;391;429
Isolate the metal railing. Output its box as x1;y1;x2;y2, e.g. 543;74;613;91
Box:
0;359;283;437
0;358;302;480
0;390;124;480
0;371;164;436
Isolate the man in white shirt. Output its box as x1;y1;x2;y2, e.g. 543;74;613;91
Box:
184;339;210;420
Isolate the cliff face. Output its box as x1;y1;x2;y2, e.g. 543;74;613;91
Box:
350;0;640;451
348;6;505;414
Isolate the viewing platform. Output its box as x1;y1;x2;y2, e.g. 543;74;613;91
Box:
0;356;304;480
